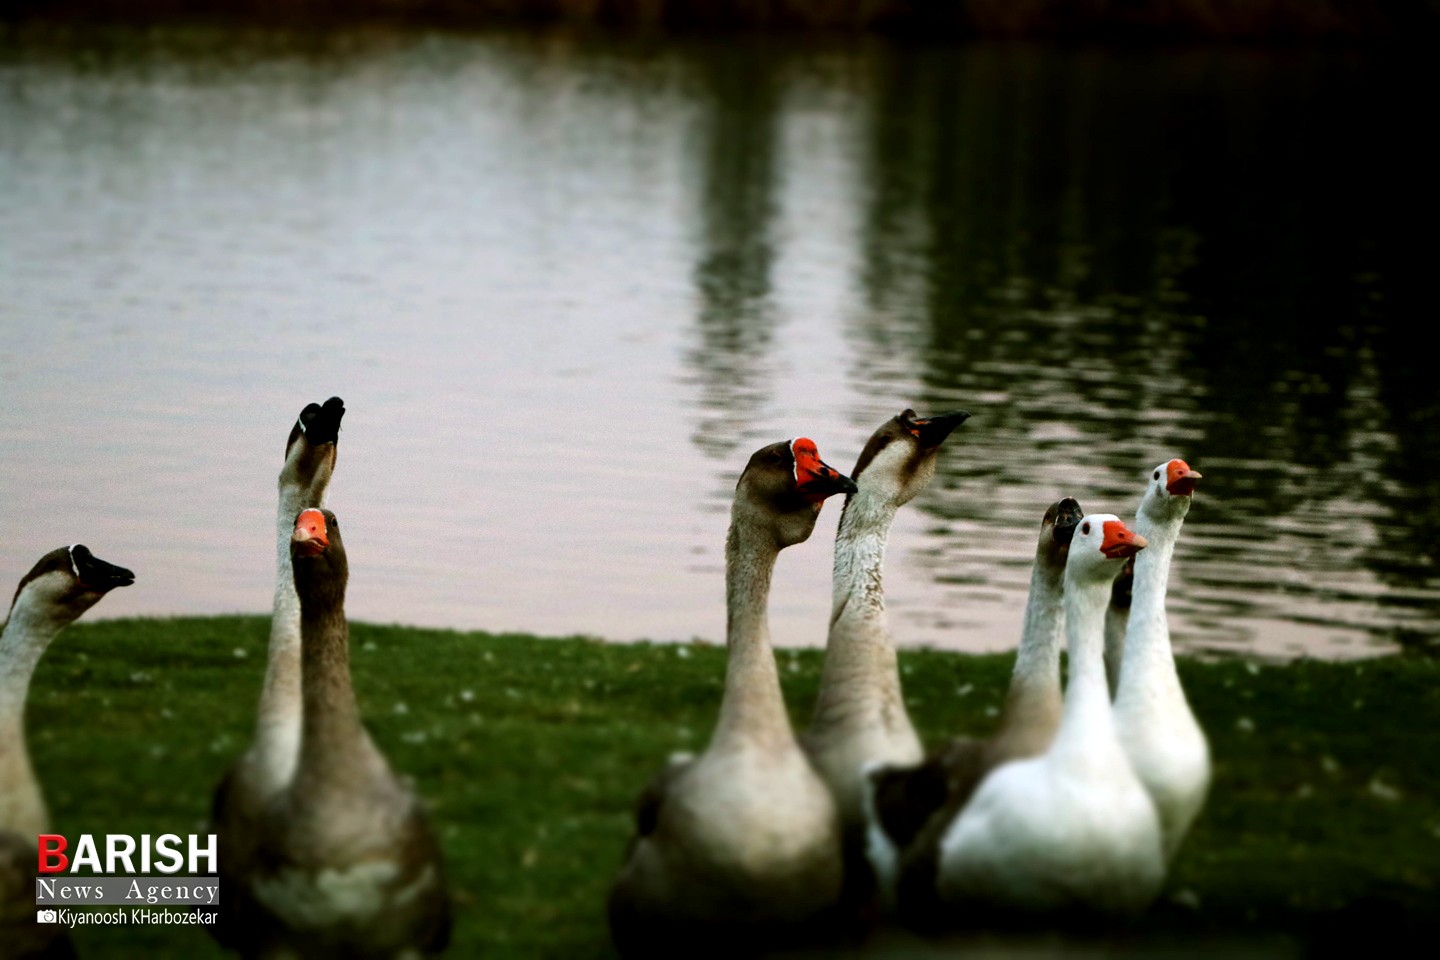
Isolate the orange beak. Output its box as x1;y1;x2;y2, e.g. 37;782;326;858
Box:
293;508;329;556
1101;519;1147;560
1166;459;1202;497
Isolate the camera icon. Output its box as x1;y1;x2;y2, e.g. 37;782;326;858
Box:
36;909;58;924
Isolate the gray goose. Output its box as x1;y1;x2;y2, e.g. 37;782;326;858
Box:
207;397;343;950
801;408;969;907
1;545;134;959
867;497;1083;928
608;439;857;958
236;509;450;958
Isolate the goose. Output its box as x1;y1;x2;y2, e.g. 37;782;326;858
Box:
866;497;1083;925
1113;459;1210;862
801;409;969;901
608;439;858;958
935;515;1164;922
208;397;344;948
1;545;134;958
238;509;450;958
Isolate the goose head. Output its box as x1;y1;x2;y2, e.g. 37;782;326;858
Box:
280;397;346;498
1066;514;1147;585
735;438;857;548
291;508;348;602
849;408;971;508
1138;458;1202;524
7;545;135;627
1038;496;1084;574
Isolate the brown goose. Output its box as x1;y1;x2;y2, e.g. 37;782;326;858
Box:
207;397;343;949
235;509;450;958
1;545;134;959
806;417;973;823
802;408;969;901
866;497;1083;927
608;439;857;958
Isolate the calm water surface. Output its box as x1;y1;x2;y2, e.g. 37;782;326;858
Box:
0;24;1429;659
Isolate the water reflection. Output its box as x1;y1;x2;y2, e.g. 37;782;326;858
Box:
845;43;1433;655
0;24;1430;657
685;43;782;460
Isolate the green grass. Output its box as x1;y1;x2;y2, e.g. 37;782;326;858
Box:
22;617;1440;957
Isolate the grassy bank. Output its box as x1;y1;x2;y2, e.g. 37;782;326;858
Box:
22;617;1440;957
4;1;1434;41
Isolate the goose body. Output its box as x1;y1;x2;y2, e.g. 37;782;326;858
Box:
208;397;344;948
240;509;450;958
1113;459;1211;862
2;831;76;959
936;515;1164;921
802;409;969;898
609;439;857;957
1;545;134;959
870;498;1082;924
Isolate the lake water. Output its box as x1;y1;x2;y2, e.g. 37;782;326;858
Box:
1;22;1430;659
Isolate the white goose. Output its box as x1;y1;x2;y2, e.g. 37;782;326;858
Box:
207;396;344;950
936;515;1164;920
1;545;134;958
609;439;857;957
1113;459;1210;862
803;409;969;889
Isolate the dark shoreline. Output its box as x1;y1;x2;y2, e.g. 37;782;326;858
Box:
2;0;1434;43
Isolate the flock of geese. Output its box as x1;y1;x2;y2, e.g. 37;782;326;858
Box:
606;408;1210;955
0;396;1210;958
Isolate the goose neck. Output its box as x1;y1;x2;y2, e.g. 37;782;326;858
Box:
294;600;374;789
1118;518;1183;698
810;490;909;728
0;607;62;710
247;489;312;790
710;516;791;752
1105;606;1130;694
831;491;899;622
1052;570;1115;757
269;486;308;636
0;607;62;835
1009;561;1065;696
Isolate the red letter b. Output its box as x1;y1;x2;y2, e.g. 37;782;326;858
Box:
37;835;67;873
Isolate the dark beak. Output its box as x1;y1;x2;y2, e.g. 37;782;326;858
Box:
799;461;859;500
1052;497;1083;545
72;546;135;592
910;410;971;448
305;396;346;446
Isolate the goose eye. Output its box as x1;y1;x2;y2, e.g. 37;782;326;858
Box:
1153;471;1160;480
1081;522;1091;536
